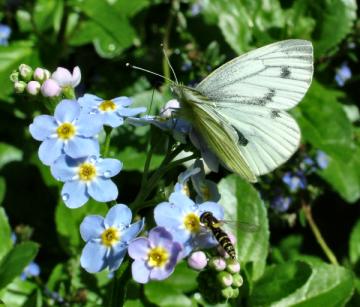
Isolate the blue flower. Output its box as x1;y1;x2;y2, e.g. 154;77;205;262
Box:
80;204;144;273
29;99;102;166
51;155;122;208
128;227;182;283
174;162;201;195
316;150;329;169
271;195;292;212
191;160;220;203
335;62;351;87
78;94;146;128
282;171;307;192
21;261;40;280
154;192;224;256
0;24;11;45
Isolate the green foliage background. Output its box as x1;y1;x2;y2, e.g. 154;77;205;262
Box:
0;0;360;306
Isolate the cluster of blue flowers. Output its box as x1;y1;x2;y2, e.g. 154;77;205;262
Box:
270;150;329;213
20;63;229;284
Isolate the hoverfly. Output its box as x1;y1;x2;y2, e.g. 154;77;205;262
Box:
200;211;258;260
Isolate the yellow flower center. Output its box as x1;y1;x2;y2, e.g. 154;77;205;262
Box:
98;100;117;112
56;123;76;140
101;227;120;247
183;212;201;233
78;163;97;181
147;246;169;268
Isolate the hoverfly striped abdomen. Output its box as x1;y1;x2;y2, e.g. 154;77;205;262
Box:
200;211;236;259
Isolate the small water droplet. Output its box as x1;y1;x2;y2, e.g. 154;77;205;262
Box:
108;44;115;51
62;193;69;201
104;170;112;178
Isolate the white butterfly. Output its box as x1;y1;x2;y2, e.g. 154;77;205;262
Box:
170;39;313;182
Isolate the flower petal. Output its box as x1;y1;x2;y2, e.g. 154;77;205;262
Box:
72;66;81;87
76;114;103;137
108;247;126;272
113;96;133;107
50;154;78;181
51;67;72;87
128;238;150;260
80;241;107;273
54;99;80;123
38;138;63;166
62;180;88;208
116;107;146;117
64;136;99;159
80;215;104;241
104;204;132;228
102;112;124;128
148;227;173;249
29;115;57;141
121;219;145;244
198;201;224;220
131;260;150;284
150;267;174;281
169;192;195;211
154;202;182;229
78;94;102;110
88;178;118;203
96;158;122;177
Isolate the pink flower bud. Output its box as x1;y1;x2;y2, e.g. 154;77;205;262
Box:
187;251;207;270
51;66;81;88
226;258;240;274
208;256;226;271
26;81;41;95
33;68;48;82
41;79;61;97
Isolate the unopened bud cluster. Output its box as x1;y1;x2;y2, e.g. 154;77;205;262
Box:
190;251;243;304
10;64;81;99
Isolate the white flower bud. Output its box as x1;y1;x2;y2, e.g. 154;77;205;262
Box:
14;81;27;93
26;81;41;95
187;251;207;270
41;79;61;97
18;64;33;81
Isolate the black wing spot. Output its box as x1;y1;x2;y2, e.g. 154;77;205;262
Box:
236;130;249;146
271;110;280;119
280;66;291;78
256;88;276;106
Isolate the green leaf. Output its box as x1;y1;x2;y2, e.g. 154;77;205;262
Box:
218;175;269;281
0;208;12;262
0;242;39;290
249;261;312;306
33;0;64;33
311;0;357;56
0;143;23;170
68;0;137;58
55;199;107;254
349;220;360;265
251;262;354;307
112;0;151;17
143;261;197;307
0;177;5;205
0;278;37;307
124;299;144;307
0;41;39;101
117;147;163;172
294;81;360;203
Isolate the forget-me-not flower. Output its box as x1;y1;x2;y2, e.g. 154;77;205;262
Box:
51;155;122;208
271;195;292;212
316;150;329;169
0;24;11;45
79;94;146;128
80;204;144;273
282;171;307;192
128;227;182;283
335;62;351;87
51;66;81;89
154;192;224;256
21;261;40;280
29;99;102;165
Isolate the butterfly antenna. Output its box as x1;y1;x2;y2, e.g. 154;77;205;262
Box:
126;63;173;84
161;44;179;84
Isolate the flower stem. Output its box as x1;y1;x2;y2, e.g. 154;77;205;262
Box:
108;259;131;307
301;201;339;265
102;127;113;157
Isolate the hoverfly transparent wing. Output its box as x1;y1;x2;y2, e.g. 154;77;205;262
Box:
219;220;259;233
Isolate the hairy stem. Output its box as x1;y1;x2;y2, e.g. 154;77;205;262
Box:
301;201;339;265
